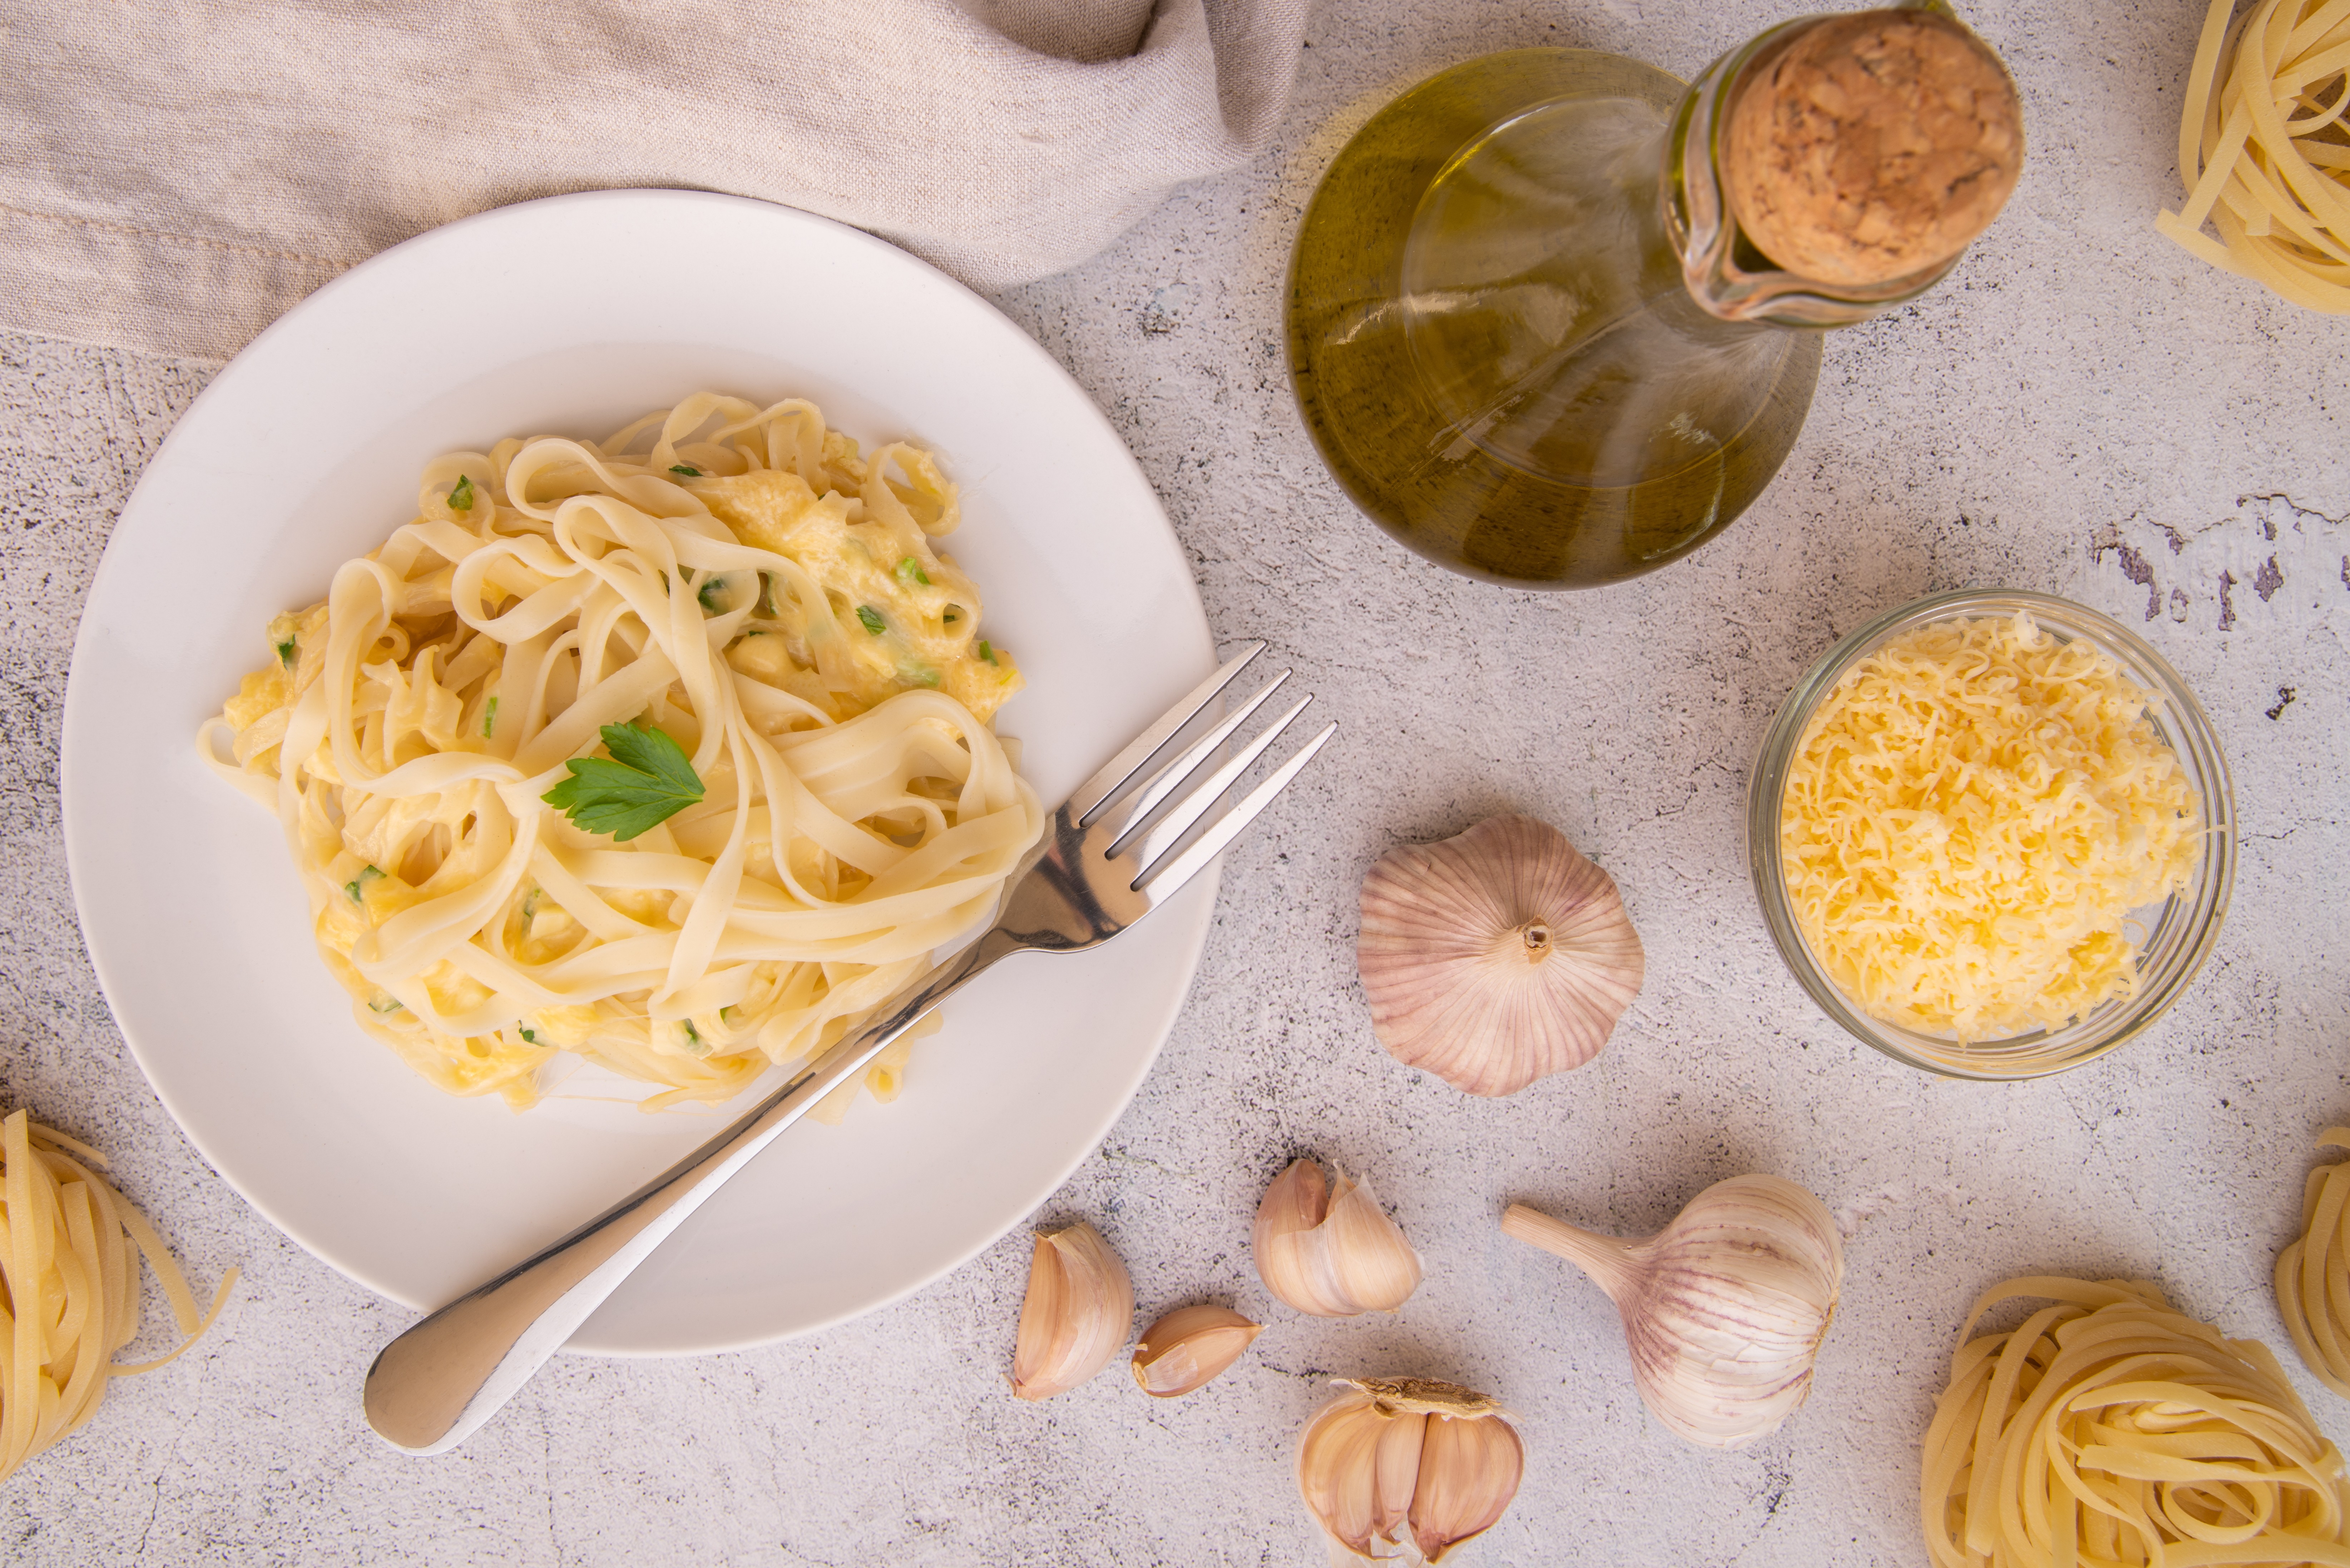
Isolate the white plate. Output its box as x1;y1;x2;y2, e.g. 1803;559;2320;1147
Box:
61;190;1217;1356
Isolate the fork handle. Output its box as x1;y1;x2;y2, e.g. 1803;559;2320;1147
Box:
361;927;1020;1455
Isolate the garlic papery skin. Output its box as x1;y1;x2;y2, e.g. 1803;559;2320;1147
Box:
1254;1158;1423;1318
1010;1221;1133;1400
1296;1378;1524;1564
1358;814;1644;1097
1502;1174;1842;1449
1131;1304;1263;1397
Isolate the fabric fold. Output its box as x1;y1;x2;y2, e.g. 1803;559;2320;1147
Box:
0;0;1307;363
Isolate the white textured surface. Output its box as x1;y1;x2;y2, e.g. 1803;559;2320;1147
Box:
1;0;2346;1562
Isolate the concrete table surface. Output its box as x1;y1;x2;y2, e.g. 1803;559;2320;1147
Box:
2;1;2345;1562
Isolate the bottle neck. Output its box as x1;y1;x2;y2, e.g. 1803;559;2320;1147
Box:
1664;3;1970;327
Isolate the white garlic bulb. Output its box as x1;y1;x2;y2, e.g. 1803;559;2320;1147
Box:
1131;1305;1263;1398
1254;1158;1423;1317
1502;1174;1842;1449
1358;814;1643;1097
1010;1221;1132;1400
1296;1377;1524;1564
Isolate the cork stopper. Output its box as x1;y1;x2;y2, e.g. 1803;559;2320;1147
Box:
1721;10;2024;288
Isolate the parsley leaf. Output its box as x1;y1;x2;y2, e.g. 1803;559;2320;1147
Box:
541;723;705;841
669;464;701;477
518;1026;539;1044
978;640;997;664
856;605;887;636
449;475;475;512
344;865;384;904
274;637;297;669
895;556;931;586
696;575;728;614
481;695;498;738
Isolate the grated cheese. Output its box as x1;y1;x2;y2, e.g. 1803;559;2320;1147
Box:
1779;612;2201;1041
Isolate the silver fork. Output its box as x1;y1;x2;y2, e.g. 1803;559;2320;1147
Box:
362;642;1331;1455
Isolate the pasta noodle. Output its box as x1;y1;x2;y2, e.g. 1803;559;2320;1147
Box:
2277;1127;2350;1397
1921;1275;2350;1568
1780;613;2200;1040
2158;0;2350;314
0;1109;235;1485
203;395;1044;1112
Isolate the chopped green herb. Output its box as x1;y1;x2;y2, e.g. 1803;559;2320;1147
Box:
895;557;932;586
541;722;706;842
943;606;962;624
275;637;297;669
670;464;701;477
521;887;542;918
368;994;404;1014
760;573;781;617
449;475;475;511
344;865;384;904
978;640;998;664
683;1019;703;1046
481;695;498;738
697;575;729;613
856;605;887;636
518;1026;540;1044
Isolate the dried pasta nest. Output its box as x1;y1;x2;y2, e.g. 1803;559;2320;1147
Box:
1921;1275;2350;1568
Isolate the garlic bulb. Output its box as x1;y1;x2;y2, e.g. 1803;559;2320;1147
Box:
1254;1158;1423;1317
1131;1305;1262;1397
1297;1377;1524;1564
1358;814;1644;1097
1010;1221;1132;1400
1502;1174;1842;1449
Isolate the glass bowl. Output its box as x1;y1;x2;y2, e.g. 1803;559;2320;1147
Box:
1746;589;2236;1079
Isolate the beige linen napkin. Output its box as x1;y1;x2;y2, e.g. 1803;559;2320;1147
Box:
0;0;1306;363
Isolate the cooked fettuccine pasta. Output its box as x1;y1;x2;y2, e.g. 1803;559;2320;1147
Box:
203;395;1043;1112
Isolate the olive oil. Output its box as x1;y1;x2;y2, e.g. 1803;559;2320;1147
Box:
1287;50;1821;590
1287;10;2020;592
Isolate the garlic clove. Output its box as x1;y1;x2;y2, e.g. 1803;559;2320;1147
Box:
1298;1390;1415;1556
1503;1173;1843;1449
1358;814;1644;1097
1370;1404;1428;1550
1010;1221;1133;1400
1297;1378;1522;1564
1411;1406;1525;1563
1253;1158;1423;1317
1131;1304;1263;1398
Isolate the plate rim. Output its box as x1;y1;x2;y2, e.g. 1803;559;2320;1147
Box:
60;188;1218;1355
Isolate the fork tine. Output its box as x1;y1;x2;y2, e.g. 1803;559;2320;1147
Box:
1122;689;1316;869
1073;641;1266;826
1098;669;1292;849
1133;721;1337;894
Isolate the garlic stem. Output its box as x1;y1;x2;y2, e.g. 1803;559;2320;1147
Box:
1499;1205;1642;1304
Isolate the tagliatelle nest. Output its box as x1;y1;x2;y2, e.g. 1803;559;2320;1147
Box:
1921;1275;2350;1568
2158;0;2350;314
